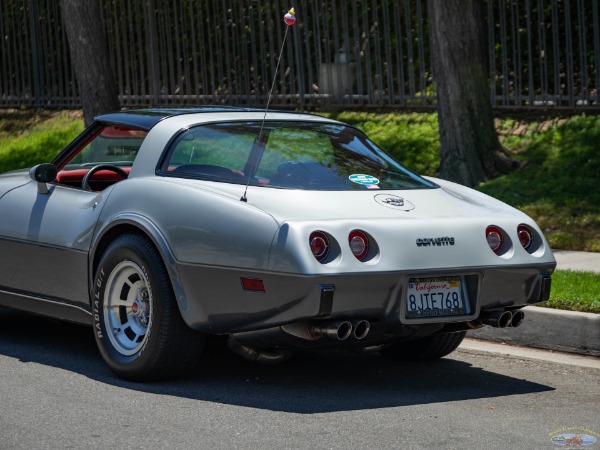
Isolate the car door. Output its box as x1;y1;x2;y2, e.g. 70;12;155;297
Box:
0;180;104;308
0;123;147;311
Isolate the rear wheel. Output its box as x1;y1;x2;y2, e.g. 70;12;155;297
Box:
381;331;466;361
92;233;204;381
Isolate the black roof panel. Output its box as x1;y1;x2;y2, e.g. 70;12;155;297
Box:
95;106;273;131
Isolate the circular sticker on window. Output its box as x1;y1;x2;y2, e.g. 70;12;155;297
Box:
349;174;380;185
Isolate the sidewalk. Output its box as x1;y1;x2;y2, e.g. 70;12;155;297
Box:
467;250;600;357
553;249;600;273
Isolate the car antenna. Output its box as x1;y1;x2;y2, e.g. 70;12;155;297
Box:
241;7;297;202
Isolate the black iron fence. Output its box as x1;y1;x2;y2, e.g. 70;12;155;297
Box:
1;0;599;110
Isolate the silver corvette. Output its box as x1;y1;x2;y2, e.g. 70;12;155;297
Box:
0;107;555;380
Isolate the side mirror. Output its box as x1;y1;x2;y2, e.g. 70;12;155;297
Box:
29;164;58;194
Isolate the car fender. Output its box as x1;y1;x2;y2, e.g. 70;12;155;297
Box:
88;212;193;316
0;170;31;200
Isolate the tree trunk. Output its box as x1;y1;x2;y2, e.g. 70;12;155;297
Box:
427;0;517;187
59;0;120;126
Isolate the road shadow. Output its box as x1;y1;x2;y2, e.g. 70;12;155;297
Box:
0;308;554;413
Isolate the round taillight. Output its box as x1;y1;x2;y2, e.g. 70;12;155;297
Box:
309;231;330;262
349;230;369;261
486;226;503;254
517;224;533;251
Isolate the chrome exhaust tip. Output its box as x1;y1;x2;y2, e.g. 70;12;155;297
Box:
480;310;513;328
310;321;353;340
510;310;525;327
352;320;370;340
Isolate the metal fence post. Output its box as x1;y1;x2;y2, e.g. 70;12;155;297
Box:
145;0;160;106
29;0;43;107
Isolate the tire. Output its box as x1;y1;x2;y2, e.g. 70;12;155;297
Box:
381;331;467;361
92;233;205;381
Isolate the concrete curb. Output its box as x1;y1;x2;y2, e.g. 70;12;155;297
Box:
467;306;600;357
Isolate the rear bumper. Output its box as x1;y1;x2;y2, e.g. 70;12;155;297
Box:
175;262;556;334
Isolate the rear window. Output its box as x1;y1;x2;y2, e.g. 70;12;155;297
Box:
160;121;436;191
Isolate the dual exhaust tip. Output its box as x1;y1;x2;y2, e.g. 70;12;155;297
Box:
310;311;523;338
310;320;370;341
313;311;524;338
479;310;525;328
227;319;371;364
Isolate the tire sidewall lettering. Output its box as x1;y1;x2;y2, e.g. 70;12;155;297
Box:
93;266;106;339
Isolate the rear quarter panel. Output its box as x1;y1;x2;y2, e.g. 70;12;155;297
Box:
97;177;281;269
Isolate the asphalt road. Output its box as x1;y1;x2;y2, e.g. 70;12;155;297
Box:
1;308;599;450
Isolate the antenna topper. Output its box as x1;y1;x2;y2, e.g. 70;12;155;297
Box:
284;8;296;26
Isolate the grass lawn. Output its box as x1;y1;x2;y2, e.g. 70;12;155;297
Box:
480;115;600;253
0;108;598;314
0;110;84;173
544;269;600;314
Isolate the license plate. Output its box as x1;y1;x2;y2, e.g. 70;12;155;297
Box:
406;277;467;319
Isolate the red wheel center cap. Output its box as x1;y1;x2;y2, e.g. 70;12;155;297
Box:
132;303;139;314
